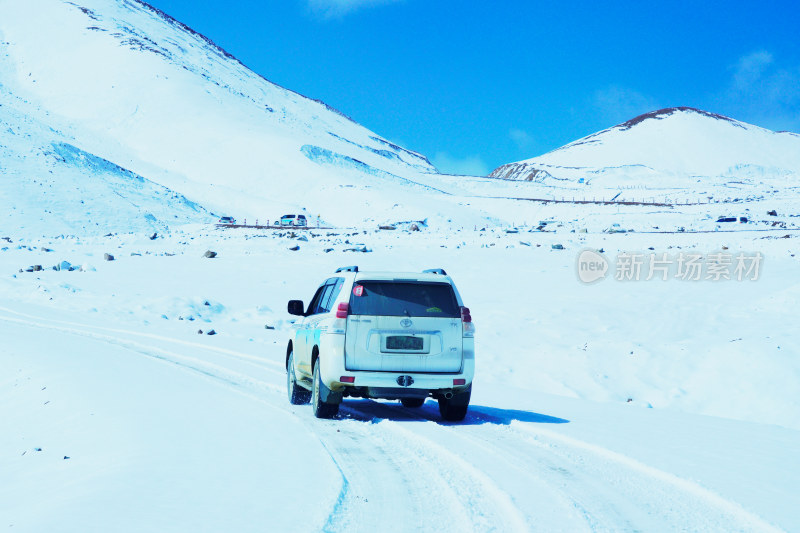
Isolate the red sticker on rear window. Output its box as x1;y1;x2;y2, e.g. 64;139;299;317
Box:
352;285;365;297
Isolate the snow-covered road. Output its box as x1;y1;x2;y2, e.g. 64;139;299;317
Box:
2;302;793;532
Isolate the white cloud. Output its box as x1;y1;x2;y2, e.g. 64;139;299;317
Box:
725;50;800;132
593;86;659;127
306;0;402;18
432;152;490;177
509;128;534;150
589;52;800;134
732;50;774;90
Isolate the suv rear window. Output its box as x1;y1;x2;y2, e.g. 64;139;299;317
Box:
349;281;460;318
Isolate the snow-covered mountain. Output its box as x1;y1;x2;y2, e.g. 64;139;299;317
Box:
0;0;450;235
490;107;800;199
3;1;799;238
0;82;211;236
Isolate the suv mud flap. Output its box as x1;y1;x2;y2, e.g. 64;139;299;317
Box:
320;379;344;404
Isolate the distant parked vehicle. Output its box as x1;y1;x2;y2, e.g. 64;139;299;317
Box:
218;216;236;225
279;214;308;227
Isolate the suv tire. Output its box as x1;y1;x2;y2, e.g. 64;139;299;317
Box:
438;388;471;422
400;398;425;408
312;359;339;419
287;351;311;405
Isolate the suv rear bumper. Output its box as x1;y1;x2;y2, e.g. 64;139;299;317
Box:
332;369;473;391
320;333;475;399
319;333;474;397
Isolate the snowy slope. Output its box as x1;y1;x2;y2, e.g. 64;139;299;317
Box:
491;107;800;197
5;2;797;237
0;84;209;236
0;227;797;531
0;0;456;230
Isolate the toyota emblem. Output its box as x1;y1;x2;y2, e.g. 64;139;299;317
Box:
400;318;413;328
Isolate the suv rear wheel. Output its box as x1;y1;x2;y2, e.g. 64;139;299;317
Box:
438;388;471;421
287;351;311;405
312;359;339;419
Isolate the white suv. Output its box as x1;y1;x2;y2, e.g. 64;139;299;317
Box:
285;266;475;421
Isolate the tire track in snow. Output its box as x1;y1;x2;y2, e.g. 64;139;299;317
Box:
376;420;531;532
339;400;568;532
0;308;524;531
0;308;284;398
341;400;784;532
508;423;785;533
2;307;780;532
315;420;477;533
0;305;284;372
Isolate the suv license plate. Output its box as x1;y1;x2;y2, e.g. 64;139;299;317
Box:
386;335;423;351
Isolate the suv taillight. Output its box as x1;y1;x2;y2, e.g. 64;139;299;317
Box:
461;306;474;337
336;302;349;319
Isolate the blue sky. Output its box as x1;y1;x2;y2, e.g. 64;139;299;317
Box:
147;0;800;175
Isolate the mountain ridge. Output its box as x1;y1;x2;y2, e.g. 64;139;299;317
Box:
129;0;364;127
490;106;800;195
0;0;447;233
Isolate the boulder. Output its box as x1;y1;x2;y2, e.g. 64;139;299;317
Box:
104;253;115;261
203;250;217;258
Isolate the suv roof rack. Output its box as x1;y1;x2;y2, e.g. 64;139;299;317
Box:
422;268;447;275
336;265;359;273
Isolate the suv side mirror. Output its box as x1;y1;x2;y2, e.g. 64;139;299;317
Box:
287;300;305;316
